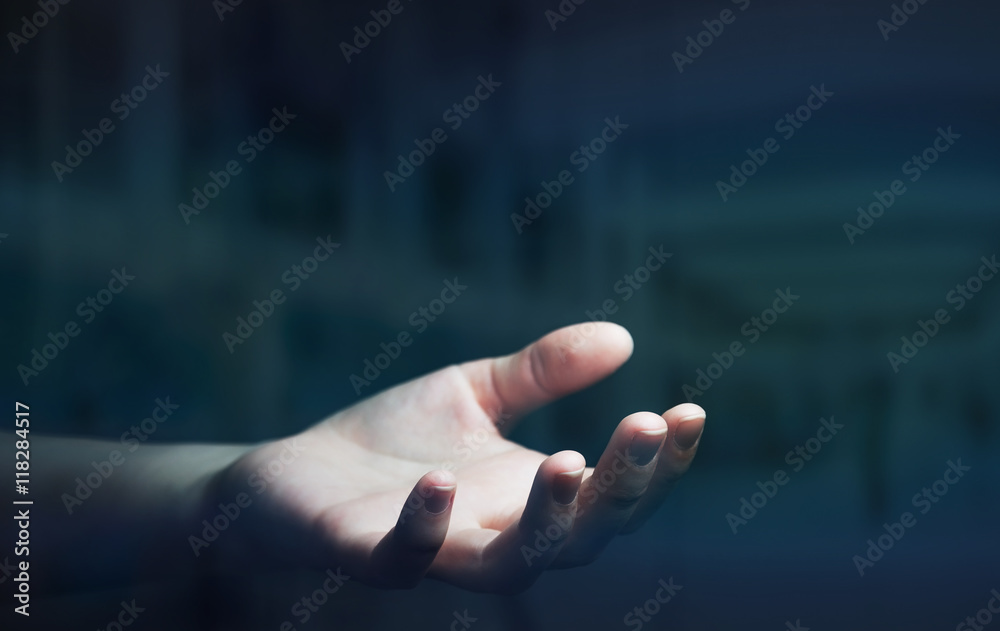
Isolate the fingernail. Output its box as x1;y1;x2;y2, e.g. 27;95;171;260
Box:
553;468;584;505
425;485;455;514
673;414;705;450
629;428;667;466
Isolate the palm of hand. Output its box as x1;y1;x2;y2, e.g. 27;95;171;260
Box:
221;323;705;593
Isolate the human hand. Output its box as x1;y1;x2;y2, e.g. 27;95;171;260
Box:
206;322;706;592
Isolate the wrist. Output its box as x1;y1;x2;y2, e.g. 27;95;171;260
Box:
183;442;277;575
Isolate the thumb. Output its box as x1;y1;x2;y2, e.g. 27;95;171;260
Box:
461;322;634;429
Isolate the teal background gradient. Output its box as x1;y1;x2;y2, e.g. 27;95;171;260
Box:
1;0;999;629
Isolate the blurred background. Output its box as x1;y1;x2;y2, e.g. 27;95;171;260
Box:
2;0;999;628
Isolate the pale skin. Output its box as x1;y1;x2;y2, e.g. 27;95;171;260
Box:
21;322;705;594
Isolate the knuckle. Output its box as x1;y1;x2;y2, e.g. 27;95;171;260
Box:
605;488;645;511
663;456;694;479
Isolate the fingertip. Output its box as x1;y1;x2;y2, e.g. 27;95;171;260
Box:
542;451;585;505
592;321;634;357
415;470;456;515
661;404;705;451
546;449;587;474
621;411;669;434
425;487;455;515
525;451;586;511
420;468;457;490
664;403;706;423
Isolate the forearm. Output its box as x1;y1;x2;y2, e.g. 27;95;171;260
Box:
2;433;253;592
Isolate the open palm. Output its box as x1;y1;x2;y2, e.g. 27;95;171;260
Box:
212;323;706;593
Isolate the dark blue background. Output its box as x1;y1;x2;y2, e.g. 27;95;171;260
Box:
2;0;998;629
